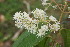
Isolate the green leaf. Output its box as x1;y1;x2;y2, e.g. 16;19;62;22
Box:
12;30;49;47
35;37;49;47
61;29;70;47
67;29;70;47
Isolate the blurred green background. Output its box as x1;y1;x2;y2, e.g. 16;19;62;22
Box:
0;0;70;47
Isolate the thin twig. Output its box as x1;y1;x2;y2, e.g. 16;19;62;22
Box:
52;0;63;12
23;0;31;14
59;1;67;22
11;28;23;40
63;12;70;13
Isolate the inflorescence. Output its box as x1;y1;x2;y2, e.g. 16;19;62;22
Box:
13;8;60;37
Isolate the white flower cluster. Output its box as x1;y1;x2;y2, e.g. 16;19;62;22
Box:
49;16;57;22
49;16;60;33
13;8;60;37
13;11;39;34
31;8;48;21
37;25;49;37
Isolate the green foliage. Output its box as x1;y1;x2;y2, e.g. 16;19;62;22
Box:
12;30;50;47
35;37;52;47
61;29;70;47
0;0;70;47
0;0;23;20
12;29;70;47
0;0;23;42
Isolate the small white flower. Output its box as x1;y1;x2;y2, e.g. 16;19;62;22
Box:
50;23;60;32
13;12;23;21
37;25;49;37
32;19;39;24
41;25;49;31
49;16;57;22
31;8;48;21
15;21;23;28
37;29;46;37
28;24;37;34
